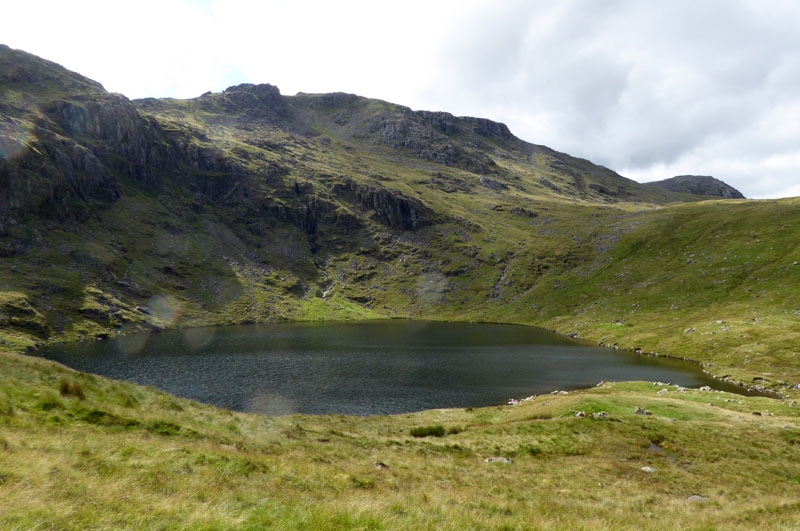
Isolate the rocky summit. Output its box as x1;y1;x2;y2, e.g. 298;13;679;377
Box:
644;175;746;199
1;43;799;391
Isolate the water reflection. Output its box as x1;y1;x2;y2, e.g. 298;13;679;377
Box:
38;320;759;416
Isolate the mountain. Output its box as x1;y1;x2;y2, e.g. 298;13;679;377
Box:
1;44;800;390
3;42;800;530
644;175;745;198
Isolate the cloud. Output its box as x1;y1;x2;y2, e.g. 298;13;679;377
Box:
420;0;800;198
3;0;798;198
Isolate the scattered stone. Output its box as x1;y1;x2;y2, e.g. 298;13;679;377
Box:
687;494;709;503
485;457;513;464
591;411;608;419
699;386;713;391
219;444;238;452
506;395;535;406
635;407;653;416
784;426;793;430
684;327;696;334
574;411;586;418
657;389;669;395
714;320;726;325
641;466;655;473
374;461;389;470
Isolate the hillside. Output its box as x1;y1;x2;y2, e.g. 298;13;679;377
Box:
2;44;800;386
3;43;800;528
2;350;800;528
2;45;799;390
645;175;745;199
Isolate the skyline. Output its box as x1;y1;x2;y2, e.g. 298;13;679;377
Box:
5;0;799;198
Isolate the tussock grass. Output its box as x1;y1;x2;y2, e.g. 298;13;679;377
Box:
2;351;800;528
410;425;446;438
59;379;85;400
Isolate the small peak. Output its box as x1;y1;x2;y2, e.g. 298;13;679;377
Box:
645;175;745;199
223;83;281;97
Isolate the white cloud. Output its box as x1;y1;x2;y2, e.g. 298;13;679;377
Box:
3;0;799;198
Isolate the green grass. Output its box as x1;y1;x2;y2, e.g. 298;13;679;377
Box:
2;351;800;528
3;70;799;396
4;46;800;527
409;424;446;438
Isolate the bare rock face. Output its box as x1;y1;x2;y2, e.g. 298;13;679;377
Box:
645;175;745;199
414;111;514;141
217;83;288;120
369;112;496;174
332;179;433;231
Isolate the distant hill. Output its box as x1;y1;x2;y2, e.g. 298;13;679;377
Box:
644;175;745;199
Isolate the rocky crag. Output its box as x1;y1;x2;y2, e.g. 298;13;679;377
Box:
644;175;745;199
1;44;799;391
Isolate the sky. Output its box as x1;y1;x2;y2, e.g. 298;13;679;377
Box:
4;0;799;198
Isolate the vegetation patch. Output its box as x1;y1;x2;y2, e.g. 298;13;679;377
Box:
409;424;446;438
59;379;85;400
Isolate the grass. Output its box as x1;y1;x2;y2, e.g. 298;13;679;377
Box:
2;351;800;528
409;424;446;438
3;72;800;395
3;47;800;527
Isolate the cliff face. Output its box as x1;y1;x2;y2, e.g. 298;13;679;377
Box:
2;44;780;358
644;175;745;199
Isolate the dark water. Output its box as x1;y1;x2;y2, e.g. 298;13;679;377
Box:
37;320;755;416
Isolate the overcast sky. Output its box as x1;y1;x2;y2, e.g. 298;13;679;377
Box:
5;0;799;198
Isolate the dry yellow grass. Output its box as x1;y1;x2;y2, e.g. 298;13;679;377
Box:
2;351;800;529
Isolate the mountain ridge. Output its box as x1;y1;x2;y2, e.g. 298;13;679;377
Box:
3;43;800;531
1;44;799;395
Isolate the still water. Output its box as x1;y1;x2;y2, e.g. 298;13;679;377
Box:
38;320;752;416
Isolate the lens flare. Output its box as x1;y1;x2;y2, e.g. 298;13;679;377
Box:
0;119;33;160
113;331;150;356
183;326;215;350
147;294;182;325
246;393;296;416
416;272;448;308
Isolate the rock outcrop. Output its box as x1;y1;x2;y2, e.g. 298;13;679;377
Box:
332;179;433;230
644;175;745;199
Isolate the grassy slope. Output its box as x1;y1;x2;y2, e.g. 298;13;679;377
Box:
3;48;800;527
2;350;800;529
4;89;799;391
453;198;800;388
